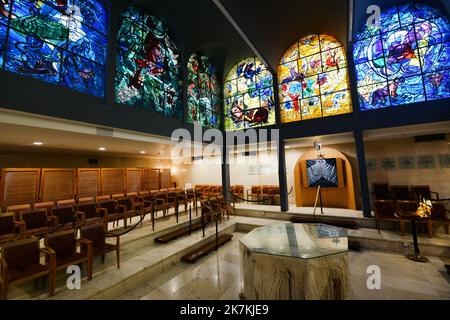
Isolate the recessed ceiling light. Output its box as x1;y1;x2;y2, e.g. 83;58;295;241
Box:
33;142;43;146
98;147;106;151
140;151;146;154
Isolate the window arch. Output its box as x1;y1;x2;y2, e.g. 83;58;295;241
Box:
279;34;352;123
0;0;107;97
224;57;275;130
115;7;181;119
187;53;221;128
354;3;450;110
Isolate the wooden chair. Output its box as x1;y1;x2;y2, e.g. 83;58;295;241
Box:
411;185;440;201
45;229;93;281
98;200;127;230
117;197;143;225
396;200;431;237
33;201;55;216
247;186;262;202
50;205;76;230
0;238;56;299
428;202;450;236
0;213;25;245
76;202;106;227
374;200;405;235
372;183;393;200
261;185;273;204
20;209;57;238
78;197;95;205
6;204;32;221
56;199;76;207
96;195;111;204
391;185;412;200
112;193;126;201
232;185;244;202
175;189;189;214
80;224;120;268
164;191;178;216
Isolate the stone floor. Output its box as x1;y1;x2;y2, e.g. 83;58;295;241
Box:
116;232;450;300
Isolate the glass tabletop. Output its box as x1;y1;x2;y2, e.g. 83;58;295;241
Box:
240;223;348;259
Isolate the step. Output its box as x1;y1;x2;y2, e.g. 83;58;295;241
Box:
290;216;359;229
181;234;233;264
154;222;204;244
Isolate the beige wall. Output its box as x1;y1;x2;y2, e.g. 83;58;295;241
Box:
365;136;450;200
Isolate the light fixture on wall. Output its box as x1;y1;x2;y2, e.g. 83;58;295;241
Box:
33;142;44;146
98;147;106;151
140;151;146;154
314;141;324;159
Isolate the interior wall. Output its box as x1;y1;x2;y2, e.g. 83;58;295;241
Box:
364;136;450;200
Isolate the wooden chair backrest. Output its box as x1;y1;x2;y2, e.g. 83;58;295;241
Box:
374;200;396;218
45;229;77;258
96;195;111;203
112;193;125;200
20;209;48;229
1;238;40;269
0;213;15;235
33;201;55;215
57;199;76;207
78;196;95;204
80;224;106;251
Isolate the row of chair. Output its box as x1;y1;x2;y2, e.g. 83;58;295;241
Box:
372;183;441;201
246;185;280;204
0;188;199;246
0;223;120;300
374;199;450;237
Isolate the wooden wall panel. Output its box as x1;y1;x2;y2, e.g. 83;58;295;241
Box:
101;169;125;195
40;169;76;202
126;168;142;193
160;169;172;189
0;169;41;207
142;169;160;191
77;168;100;198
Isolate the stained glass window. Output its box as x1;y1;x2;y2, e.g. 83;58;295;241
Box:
354;3;450;110
187;53;221;128
0;0;107;97
224;57;275;130
279;34;352;123
115;7;182;119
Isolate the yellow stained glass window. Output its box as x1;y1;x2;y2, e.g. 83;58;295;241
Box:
278;34;353;123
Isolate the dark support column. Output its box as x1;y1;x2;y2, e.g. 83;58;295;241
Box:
272;74;289;212
222;144;231;203
354;130;372;218
277;139;289;212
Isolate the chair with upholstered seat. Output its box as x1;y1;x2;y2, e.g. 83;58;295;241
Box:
411;185;440;201
50;205;77;230
247;186;262;203
20;209;57;238
372;183;393;200
80;224;120;268
117;197;143;225
428;202;450;236
45;229;93;281
391;185;412;200
98;200;127;230
0;213;25;245
374;200;405;235
6;204;32;221
0;237;56;299
76;202;106;227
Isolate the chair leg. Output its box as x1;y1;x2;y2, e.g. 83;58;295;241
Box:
0;281;7;300
116;247;120;268
427;221;433;238
48;273;55;297
87;259;92;281
399;220;405;236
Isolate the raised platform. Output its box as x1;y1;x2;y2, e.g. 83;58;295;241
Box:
6;212;450;300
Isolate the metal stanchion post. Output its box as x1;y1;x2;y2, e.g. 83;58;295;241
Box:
151;202;155;232
215;216;219;251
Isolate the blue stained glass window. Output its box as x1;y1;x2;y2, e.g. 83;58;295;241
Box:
354;3;450;110
115;7;182;119
0;0;107;97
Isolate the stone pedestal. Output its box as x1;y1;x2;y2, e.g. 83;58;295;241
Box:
240;223;349;300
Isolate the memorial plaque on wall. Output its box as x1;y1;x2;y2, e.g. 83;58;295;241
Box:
1;169;40;206
77;169;100;198
40;169;76;202
381;158;396;170
417;155;436;169
101;169;125;195
160;169;171;189
399;156;415;169
366;159;376;171
126;169;142;193
439;154;450;168
142;169;160;191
